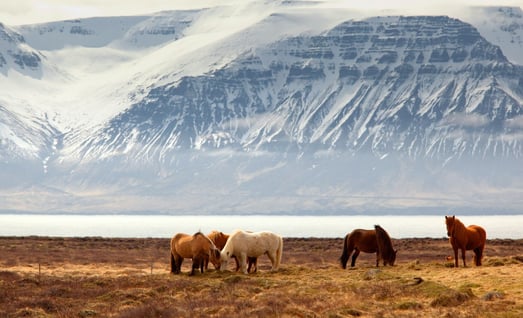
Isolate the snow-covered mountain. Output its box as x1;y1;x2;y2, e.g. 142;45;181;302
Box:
1;4;522;214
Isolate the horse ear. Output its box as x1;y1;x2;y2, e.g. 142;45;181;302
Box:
452;215;455;220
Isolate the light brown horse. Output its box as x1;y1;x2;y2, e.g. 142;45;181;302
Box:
170;232;221;276
445;215;486;267
340;225;397;269
207;230;258;273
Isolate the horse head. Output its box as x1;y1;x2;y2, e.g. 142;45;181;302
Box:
219;249;232;271
209;246;221;270
385;249;398;266
445;215;456;237
208;230;230;250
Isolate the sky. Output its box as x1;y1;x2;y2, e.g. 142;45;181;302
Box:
0;0;521;26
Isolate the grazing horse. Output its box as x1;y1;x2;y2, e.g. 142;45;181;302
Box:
220;230;283;274
208;230;258;273
170;232;221;276
445;215;486;267
340;225;397;269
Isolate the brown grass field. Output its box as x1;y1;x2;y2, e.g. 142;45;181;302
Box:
1;236;522;317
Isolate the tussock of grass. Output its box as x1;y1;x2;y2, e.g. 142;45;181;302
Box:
397;301;423;310
430;289;472;307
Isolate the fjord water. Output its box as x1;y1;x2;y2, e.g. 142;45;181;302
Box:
0;214;521;239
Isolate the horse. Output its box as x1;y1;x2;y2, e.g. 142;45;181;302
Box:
170;232;221;276
340;225;397;269
445;215;486;267
208;230;258;273
220;230;283;274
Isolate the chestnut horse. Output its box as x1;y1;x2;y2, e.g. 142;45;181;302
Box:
208;230;258;273
170;232;221;276
340;225;397;268
445;215;486;267
220;230;283;274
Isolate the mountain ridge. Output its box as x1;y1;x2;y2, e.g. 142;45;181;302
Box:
0;6;522;214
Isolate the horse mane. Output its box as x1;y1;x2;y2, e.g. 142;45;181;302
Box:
193;231;205;238
453;217;465;230
193;231;220;258
446;215;466;237
374;225;395;261
193;231;215;246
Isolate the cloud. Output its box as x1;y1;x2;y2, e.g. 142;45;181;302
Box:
1;0;521;26
506;115;523;129
441;112;489;128
0;0;240;25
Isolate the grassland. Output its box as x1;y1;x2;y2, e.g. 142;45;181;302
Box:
0;236;522;317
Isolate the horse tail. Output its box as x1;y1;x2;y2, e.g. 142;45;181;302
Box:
340;234;350;269
275;235;283;269
475;226;487;266
169;236;176;273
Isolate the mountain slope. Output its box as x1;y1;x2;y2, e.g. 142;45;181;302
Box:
71;16;523;163
0;6;522;214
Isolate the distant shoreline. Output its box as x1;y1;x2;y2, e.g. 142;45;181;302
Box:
1;214;522;239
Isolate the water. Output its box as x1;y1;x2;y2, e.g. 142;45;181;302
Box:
0;214;521;239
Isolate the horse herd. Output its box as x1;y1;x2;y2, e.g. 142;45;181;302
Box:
170;215;487;276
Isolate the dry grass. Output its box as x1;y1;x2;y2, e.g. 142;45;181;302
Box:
0;237;522;317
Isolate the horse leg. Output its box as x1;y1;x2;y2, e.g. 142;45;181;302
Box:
375;251;380;267
200;256;207;273
170;253;176;274
190;258;200;276
172;254;182;274
351;249;360;267
461;247;467;267
453;246;459;268
247;258;253;273
177;257;184;274
267;251;278;271
247;257;257;273
474;246;484;266
233;255;240;272
238;253;248;274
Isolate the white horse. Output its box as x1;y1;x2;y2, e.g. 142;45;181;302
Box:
220;230;283;274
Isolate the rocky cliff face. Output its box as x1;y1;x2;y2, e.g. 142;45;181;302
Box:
74;16;523;164
0;23;42;74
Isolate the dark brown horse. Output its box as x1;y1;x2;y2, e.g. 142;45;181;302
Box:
445;215;486;267
170;232;221;276
208;230;258;273
340;225;397;268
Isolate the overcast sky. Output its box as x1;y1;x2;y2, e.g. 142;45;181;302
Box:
0;0;521;26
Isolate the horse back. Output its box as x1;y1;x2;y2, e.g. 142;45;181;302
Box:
171;233;194;258
348;229;378;253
